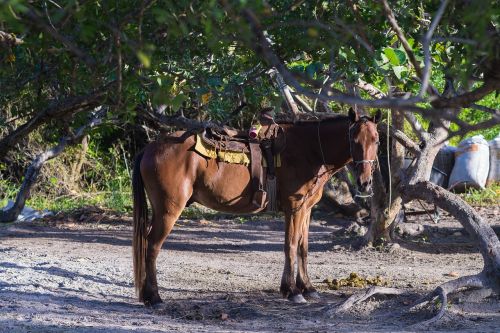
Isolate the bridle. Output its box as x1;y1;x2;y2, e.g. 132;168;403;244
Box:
348;118;377;198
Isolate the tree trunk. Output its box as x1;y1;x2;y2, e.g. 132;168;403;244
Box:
364;111;405;245
401;181;500;283
322;171;367;218
69;135;89;188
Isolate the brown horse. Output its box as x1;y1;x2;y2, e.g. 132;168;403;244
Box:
132;108;381;305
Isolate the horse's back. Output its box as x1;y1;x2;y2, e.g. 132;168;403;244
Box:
140;131;257;213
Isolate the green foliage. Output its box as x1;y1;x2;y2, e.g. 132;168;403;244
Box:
1;0;499;214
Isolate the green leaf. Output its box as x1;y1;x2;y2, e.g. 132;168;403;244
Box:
305;63;317;78
137;51;151;68
393;49;407;65
392;65;407;80
384;47;400;66
171;94;188;111
49;177;58;185
152;89;171;106
207;76;222;87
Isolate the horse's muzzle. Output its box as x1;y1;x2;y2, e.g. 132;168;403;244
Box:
357;179;372;194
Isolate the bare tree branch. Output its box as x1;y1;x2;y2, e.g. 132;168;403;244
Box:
268;68;301;119
431;79;500;109
291;92;313;113
419;0;449;97
0;109;107;223
22;6;96;67
0;83;114;160
240;8;431;112
355;79;385;99
378;124;421;156
381;0;423;79
403;112;428;142
471;103;499;115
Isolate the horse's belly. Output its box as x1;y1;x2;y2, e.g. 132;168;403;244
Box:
192;160;257;213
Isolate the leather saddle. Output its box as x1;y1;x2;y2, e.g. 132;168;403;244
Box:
200;124;284;210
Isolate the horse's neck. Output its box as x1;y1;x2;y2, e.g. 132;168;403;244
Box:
285;119;351;168
318;120;351;168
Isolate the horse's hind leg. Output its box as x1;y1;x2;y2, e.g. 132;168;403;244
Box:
296;210;319;299
142;203;184;306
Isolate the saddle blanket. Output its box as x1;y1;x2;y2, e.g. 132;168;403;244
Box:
194;134;281;167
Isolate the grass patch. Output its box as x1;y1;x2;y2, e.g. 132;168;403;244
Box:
26;190;132;213
460;183;500;206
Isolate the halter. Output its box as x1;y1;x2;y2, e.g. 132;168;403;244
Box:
348;118;377;198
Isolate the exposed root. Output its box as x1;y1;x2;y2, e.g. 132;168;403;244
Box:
327;286;403;315
410;274;488;328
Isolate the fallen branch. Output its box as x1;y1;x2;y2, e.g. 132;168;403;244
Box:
291;92;313;113
0;109;107;223
327;286;403;315
0;31;23;46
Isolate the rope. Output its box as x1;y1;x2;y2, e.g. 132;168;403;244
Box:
317;121;327;166
386;109;392;217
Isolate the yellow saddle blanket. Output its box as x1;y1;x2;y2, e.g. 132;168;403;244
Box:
194;134;281;167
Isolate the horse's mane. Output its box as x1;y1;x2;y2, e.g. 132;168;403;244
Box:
275;114;349;126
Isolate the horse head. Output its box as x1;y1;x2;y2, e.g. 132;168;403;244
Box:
348;108;381;194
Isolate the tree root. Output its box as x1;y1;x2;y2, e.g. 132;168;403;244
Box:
327;286;403;315
409;273;488;328
326;273;494;327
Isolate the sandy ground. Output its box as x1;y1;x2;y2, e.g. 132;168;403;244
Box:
0;205;499;333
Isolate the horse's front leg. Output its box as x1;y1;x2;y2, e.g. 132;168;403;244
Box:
281;208;308;303
296;210;320;299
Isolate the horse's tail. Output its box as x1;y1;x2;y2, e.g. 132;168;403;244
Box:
132;151;147;301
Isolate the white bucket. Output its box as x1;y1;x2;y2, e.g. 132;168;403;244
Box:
448;135;490;192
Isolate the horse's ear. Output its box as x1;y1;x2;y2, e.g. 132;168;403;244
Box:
373;109;382;123
348;107;359;123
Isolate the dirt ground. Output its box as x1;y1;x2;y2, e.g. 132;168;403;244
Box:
0;204;499;333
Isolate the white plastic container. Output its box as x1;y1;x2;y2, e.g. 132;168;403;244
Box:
486;134;500;186
448;135;490;192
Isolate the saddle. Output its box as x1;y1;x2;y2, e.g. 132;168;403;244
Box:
200;123;284;211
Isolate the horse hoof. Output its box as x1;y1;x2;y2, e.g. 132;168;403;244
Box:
144;298;163;308
289;294;307;304
304;291;321;300
151;302;168;311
